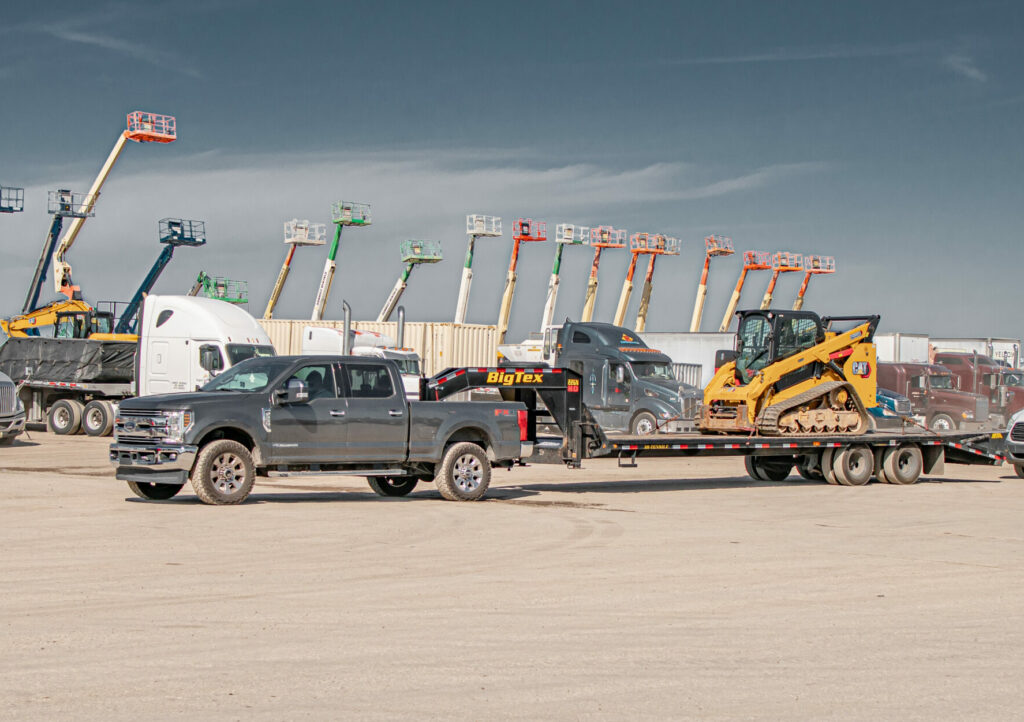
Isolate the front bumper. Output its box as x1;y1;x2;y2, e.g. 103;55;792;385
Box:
110;442;198;485
1004;439;1024;465
0;411;26;439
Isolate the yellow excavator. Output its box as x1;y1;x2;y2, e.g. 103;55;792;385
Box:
0;302;134;342
701;310;879;435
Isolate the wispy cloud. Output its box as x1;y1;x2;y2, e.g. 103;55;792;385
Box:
663;42;926;66
942;53;987;82
39;24;202;78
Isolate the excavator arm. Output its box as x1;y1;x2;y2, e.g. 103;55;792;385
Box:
0;299;94;338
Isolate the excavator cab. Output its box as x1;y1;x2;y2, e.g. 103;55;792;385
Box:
733;311;824;384
54;310;115;339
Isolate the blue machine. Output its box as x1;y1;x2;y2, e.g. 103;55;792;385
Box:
22;190;94;315
869;387;915;429
114;218;206;335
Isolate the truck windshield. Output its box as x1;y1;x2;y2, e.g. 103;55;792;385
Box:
226;344;276;365
632;361;675;381
202;357;294;392
929;375;954;390
391;358;420;376
1002;372;1024;387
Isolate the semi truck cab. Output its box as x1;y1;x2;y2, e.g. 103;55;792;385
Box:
301;327;422;399
877;362;989;431
933;351;1024;425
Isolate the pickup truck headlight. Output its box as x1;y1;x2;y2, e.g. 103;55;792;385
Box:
162;410;193;443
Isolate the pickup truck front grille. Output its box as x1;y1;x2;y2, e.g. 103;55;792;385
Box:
1010;423;1024;442
115;410;172;442
0;383;15;415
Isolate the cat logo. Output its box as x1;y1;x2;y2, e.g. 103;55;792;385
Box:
486;371;545;386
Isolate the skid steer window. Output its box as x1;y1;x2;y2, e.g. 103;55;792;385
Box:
777;317;820;360
735;316;771;383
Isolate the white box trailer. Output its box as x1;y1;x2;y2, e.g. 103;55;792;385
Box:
874;333;930;363
639;332;735;388
931;338;1021;368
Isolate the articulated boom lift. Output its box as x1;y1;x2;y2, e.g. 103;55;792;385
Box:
22;190;94;315
264;219;326;319
793;255;836;310
580;226;626;322
759;252;803;310
312;201;370;321
690;234;734;332
114;219;207;335
496;218;546;345
1;185;24;213
190;272;248;304
377;240;443;322
631;233;679;332
540;224;589;330
701;310;879;436
51;111;176;300
454;215;502;325
718;250;771;332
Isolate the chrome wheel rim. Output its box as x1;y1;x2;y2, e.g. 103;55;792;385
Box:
453;454;483;492
211;453;246;494
932;417;952;431
85;408;102;430
54;407;70;428
634;416;655;435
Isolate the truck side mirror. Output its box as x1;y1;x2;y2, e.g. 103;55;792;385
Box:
542;328;553;359
615;366;625;384
199;345;223;373
276;378;309;405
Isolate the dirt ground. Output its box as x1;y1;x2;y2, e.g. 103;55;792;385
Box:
1;431;1022;720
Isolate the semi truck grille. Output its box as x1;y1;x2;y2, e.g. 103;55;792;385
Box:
1010;423;1024;442
976;397;989;421
0;383;16;415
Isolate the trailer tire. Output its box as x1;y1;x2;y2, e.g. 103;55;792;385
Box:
759;457;794;481
744;456;768;481
834;445;873;486
630;411;657;435
882;444;923;485
127;481;184;500
82;400;115;437
48;399;83;435
928;413;957;431
190;440;255;505
821;449;840;485
435;442;491;501
368;476;418;497
1015;464;1024;479
797;455;825;481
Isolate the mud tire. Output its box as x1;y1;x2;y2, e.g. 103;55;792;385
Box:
127;481;184;500
190;440;255;505
368;476;418;497
435;442;491;501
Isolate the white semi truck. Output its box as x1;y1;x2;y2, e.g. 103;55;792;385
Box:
300;327;423;399
0;295;274;436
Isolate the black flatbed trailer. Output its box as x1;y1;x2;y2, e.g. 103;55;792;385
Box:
425;367;1006;486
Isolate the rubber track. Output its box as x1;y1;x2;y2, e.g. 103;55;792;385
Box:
756;380;869;436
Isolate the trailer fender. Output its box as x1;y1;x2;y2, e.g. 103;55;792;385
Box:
922;444;944;476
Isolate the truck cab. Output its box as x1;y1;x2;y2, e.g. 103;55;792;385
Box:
499;321;701;435
932;351;1024;425
876;362;989;431
301;327;423;399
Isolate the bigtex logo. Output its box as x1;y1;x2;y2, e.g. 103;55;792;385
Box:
486;370;545;385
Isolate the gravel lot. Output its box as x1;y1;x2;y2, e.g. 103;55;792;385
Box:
2;431;1022;720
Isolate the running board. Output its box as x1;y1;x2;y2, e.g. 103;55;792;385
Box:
268;467;407;478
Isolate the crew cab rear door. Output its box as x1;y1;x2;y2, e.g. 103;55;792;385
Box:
338;360;407;462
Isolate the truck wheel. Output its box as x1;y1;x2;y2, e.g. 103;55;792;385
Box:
436;442;491;501
368;476;418;497
821;449;840;485
48;399;83;435
744;456;768;481
190;440;255;505
630;412;657;435
1015;464;1024;479
797;455;825;481
882;445;923;485
759;457;794;481
928;413;957;431
82;400;114;437
127;481;184;500
833;445;873;486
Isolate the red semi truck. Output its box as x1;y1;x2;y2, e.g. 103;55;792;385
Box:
932;351;1024;426
876;362;990;431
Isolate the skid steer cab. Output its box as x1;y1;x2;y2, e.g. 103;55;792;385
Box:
701;310;880;436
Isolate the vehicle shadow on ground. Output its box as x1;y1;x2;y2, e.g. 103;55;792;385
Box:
493;477;811;497
1;438;41;448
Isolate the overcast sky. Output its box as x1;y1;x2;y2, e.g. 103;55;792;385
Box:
1;0;1022;340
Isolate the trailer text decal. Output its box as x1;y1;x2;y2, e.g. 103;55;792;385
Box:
486;371;545;385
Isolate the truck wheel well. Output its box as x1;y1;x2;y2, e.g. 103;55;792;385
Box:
197;426;255;451
444;427;494;460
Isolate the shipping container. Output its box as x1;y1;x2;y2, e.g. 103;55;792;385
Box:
639;332;736;387
874;332;930;363
258;319;497;376
931;337;1021;368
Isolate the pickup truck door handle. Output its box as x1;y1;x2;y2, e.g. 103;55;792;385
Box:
330;410;346;417
388;409;403;417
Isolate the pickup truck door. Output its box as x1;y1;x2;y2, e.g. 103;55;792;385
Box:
269;362;347;462
338;361;407;462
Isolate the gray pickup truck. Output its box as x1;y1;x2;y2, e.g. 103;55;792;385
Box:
110;355;532;504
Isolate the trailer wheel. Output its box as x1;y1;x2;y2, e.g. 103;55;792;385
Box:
744;456;768;481
834;445;873;486
127;481;184;500
367;476;418;497
797;455;825;481
48;399;83;435
630;412;657;435
435;442;491;501
759;457;794;481
1015;464;1024;479
821;449;840;485
82;400;115;437
882;445;923;485
928;413;957;431
190;440;255;505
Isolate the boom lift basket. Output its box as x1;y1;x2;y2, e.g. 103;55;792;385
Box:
804;255;836;274
743;250;773;269
1;185;24;213
284;219;327;246
555;224;590;245
159;218;207;246
466;214;502;236
198;275;249;304
125;111;177;143
772;252;803;272
401;240;443;263
331;201;372;226
589;226;627;248
630;233;680;255
47;189;95;218
705;234;735;256
512;218;547;242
